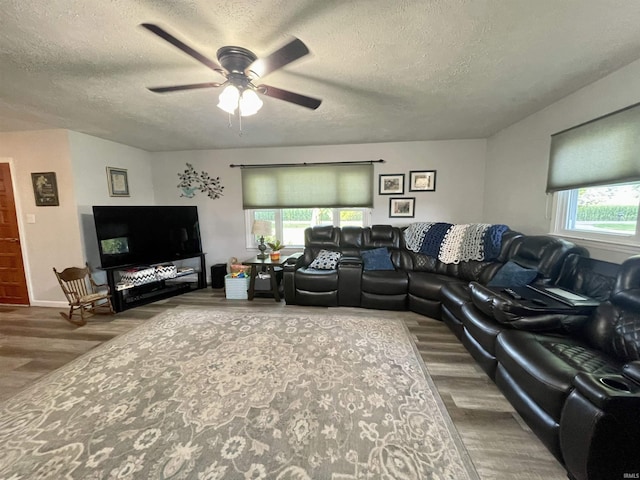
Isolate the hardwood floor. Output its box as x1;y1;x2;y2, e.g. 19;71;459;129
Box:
0;290;567;479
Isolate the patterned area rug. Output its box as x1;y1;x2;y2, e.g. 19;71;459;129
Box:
0;308;478;479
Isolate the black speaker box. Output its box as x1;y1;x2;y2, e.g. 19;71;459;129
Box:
210;264;226;289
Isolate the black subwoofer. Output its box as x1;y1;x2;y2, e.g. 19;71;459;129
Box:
210;264;226;289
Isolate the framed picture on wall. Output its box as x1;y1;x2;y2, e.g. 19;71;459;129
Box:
379;173;405;195
106;167;130;197
389;197;415;218
409;170;436;191
31;172;59;206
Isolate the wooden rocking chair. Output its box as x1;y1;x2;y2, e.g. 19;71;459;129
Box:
53;263;115;326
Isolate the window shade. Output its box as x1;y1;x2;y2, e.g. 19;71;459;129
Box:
547;102;640;193
242;163;374;209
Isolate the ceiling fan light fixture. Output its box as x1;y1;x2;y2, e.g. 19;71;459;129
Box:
239;89;263;117
217;84;240;114
143;24;322;123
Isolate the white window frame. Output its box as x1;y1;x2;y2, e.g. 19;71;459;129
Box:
552;185;640;253
245;208;372;249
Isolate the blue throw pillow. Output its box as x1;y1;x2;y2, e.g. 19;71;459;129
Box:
361;247;395;271
487;261;538;287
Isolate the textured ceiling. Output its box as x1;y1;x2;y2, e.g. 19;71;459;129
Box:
2;0;640;152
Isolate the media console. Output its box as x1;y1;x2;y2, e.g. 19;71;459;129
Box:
104;253;206;312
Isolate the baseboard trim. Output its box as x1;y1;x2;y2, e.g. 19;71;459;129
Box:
30;300;68;308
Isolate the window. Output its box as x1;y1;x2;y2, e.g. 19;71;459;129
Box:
547;103;640;193
554;181;640;244
246;208;371;248
548;103;640;248
241;164;373;209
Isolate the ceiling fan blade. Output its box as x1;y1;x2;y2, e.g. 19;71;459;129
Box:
258;84;321;110
247;37;309;78
141;23;225;75
147;82;222;93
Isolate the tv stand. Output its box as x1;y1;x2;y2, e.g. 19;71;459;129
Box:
104;253;206;312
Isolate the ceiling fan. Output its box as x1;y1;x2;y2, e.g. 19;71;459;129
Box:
141;23;322;117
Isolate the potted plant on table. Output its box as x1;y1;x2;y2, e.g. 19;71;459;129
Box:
267;240;284;261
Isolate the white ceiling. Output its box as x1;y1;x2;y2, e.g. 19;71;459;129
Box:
2;0;640;152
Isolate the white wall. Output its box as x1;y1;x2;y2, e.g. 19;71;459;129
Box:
1;131;485;302
68;131;155;271
151;140;487;271
484;58;640;263
0;130;82;305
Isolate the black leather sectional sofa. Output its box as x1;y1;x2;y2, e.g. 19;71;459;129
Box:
283;225;640;480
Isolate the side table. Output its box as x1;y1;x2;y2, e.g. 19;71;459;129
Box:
242;255;293;302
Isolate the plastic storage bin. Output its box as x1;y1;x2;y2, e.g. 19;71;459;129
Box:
224;274;250;299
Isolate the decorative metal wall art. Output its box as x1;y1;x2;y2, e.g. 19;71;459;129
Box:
177;163;224;199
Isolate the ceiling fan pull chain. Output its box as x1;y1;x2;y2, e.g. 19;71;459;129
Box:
238;112;243;137
227;112;233;129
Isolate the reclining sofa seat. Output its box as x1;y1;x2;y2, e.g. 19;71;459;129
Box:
284;226;586;317
283;225;341;306
283;225;412;308
413;230;523;322
493;255;640;480
359;225;413;310
440;236;589;378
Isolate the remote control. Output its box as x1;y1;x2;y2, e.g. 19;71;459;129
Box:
502;288;523;300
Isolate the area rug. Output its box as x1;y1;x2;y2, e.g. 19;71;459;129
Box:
0;308;478;479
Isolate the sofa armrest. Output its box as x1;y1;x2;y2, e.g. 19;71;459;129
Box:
503;313;590;333
561;376;640;480
285;252;303;263
469;282;580;326
284;256;306;272
623;361;640;386
339;255;363;267
283;257;306;304
572;372;640;411
338;256;362;307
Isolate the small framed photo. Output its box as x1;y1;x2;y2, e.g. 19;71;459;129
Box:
389;197;415;218
409;170;436;191
106;167;130;197
31;172;59;206
379;173;405;195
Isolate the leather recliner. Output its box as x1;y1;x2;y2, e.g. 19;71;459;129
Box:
493;255;640;480
435;230;523;334
440;236;589;378
283;226;341;306
284;225;413;309
359;226;413;310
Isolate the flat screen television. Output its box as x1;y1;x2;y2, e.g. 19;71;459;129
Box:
93;205;202;269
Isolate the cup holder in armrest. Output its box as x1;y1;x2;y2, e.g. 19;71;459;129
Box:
599;376;632;392
573;373;639;410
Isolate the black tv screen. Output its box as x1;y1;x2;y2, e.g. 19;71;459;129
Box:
93;206;202;269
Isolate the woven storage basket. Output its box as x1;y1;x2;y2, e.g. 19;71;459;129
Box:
155;264;177;280
224;274;250;300
120;267;157;286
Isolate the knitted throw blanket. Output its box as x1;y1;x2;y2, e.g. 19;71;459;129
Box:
404;222;509;264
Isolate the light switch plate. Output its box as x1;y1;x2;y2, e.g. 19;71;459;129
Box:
26;214;36;224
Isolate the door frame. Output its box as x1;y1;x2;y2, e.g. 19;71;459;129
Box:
1;157;33;305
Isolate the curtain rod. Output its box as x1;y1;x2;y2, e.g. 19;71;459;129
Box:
229;159;385;168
